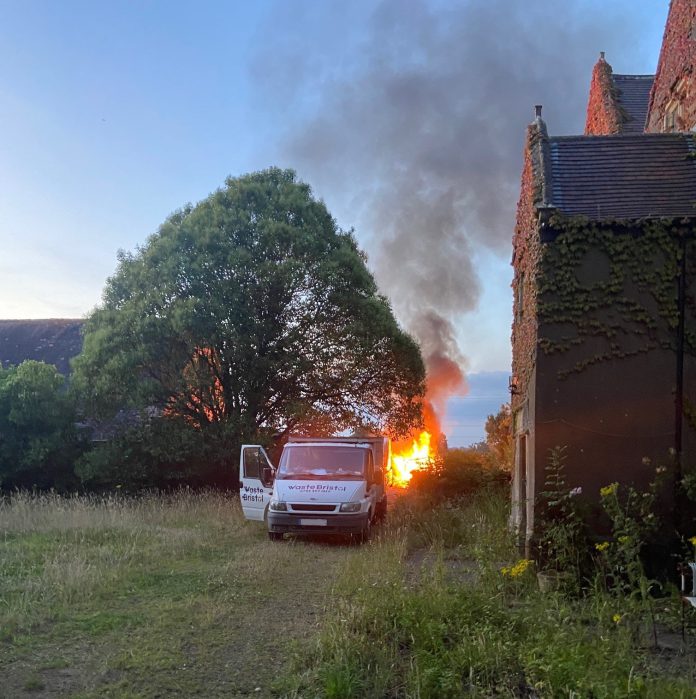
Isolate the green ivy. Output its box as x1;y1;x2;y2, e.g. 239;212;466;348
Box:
537;215;696;379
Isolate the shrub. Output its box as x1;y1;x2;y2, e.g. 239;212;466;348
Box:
409;447;509;501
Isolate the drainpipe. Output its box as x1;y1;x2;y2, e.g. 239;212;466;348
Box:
675;233;686;481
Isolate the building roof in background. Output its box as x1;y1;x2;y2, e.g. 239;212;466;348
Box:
0;319;84;375
547;133;696;220
612;74;654;134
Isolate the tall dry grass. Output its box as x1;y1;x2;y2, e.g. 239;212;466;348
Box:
0;488;239;533
0;489;242;638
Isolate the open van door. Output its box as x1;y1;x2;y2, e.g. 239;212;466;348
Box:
239;445;275;521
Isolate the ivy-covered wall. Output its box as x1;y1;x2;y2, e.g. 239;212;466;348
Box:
646;0;696;132
511;116;547;539
538;217;695;374
511;121;543;416
534;214;696;498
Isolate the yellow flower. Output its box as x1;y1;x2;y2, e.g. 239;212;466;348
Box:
612;613;622;624
618;535;630;545
600;483;618;498
501;559;533;578
689;536;696;547
595;541;610;552
509;559;533;578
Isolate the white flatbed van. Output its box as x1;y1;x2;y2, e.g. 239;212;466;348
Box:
239;436;389;542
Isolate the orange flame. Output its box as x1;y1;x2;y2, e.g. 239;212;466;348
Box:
389;430;433;487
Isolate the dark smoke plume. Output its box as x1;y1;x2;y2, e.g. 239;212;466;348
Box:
252;0;655;414
409;309;467;416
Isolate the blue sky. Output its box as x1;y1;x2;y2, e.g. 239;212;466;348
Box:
0;1;669;444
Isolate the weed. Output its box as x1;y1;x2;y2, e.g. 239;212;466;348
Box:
535;446;588;581
23;674;45;691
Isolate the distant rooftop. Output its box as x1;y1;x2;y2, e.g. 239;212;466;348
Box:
0;319;84;375
612;74;654;134
547;133;696;220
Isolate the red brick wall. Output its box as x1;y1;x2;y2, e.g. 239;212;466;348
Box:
646;0;696;132
511;125;542;413
585;54;623;135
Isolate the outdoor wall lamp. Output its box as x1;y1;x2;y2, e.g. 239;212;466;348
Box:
509;375;520;395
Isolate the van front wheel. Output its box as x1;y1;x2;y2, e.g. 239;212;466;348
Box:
358;514;372;544
268;531;284;541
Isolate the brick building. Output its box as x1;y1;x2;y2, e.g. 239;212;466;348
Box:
510;0;696;544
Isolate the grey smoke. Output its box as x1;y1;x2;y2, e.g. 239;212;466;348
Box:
251;0;659;403
409;309;468;416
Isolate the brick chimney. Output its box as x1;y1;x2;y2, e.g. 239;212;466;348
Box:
584;52;623;135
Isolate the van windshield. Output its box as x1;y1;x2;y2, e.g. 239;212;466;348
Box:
277;446;368;480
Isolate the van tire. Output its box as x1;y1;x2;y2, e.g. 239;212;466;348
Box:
268;531;284;541
358;513;372;544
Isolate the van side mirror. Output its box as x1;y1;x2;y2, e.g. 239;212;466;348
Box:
262;466;275;486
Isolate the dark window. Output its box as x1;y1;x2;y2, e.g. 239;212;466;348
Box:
244;448;262;479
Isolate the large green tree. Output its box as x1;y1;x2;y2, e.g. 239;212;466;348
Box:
73;168;425;485
485;403;513;472
0;361;81;490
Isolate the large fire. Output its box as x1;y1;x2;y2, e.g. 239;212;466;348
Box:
389;400;442;487
389;430;433;487
387;320;467;487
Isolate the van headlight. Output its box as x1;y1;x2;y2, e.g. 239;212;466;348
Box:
339;502;361;513
269;500;287;512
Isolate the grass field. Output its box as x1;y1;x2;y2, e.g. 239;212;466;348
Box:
1;490;364;698
2;489;696;698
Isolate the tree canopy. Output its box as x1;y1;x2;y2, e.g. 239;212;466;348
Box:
73;168;425;485
485;403;513;471
0;361;81;490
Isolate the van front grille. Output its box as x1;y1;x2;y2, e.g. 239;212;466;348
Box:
289;503;336;512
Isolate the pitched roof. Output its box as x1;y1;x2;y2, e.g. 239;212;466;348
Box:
0;319;84;375
546;133;696;220
612;74;654;134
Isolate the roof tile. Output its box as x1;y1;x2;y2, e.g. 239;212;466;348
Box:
548;133;696;220
612;74;654;134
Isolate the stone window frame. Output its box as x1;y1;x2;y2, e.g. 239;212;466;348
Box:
516;270;525;322
663;77;688;132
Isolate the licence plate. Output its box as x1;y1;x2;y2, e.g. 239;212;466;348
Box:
300;518;327;526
